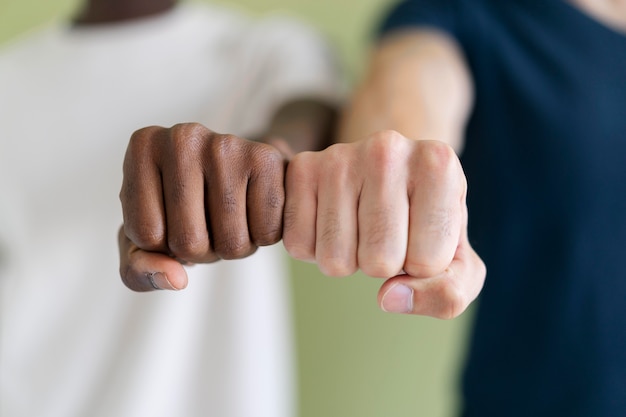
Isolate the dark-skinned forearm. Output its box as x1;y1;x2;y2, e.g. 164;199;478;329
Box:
260;98;338;155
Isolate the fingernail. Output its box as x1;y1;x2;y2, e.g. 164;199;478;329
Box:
381;284;414;314
147;272;177;291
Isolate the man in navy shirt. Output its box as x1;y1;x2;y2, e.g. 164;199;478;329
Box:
118;0;625;415
335;0;626;416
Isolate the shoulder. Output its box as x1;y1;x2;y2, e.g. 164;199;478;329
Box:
0;24;62;61
0;24;67;85
227;11;335;73
378;0;520;57
248;12;330;54
378;0;462;36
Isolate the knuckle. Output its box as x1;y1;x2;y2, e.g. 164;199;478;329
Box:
416;140;460;178
318;258;357;277
364;252;398;276
403;244;454;278
124;126;165;170
321;147;360;187
211;133;243;157
170;122;210;140
167;231;207;261
252;225;282;246
214;233;254;260
360;257;401;279
288;151;317;182
283;241;314;262
324;144;349;168
170;123;208;155
203;133;247;173
364;130;407;171
404;258;445;279
127;226;165;252
369;129;406;145
250;143;284;170
128;125;164;149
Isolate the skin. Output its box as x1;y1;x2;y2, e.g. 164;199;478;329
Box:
283;29;483;318
119;25;483;318
117;19;483;319
119;124;288;291
97;0;338;291
119;0;623;317
119;104;337;292
73;0;177;25
297;0;623;317
282;132;483;319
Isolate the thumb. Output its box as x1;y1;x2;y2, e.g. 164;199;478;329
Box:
118;226;188;292
377;232;485;319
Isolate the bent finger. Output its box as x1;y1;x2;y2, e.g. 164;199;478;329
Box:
246;142;286;247
357;135;409;278
283;151;318;262
162;124;214;263
405;141;464;278
204;136;254;260
315;147;359;277
120;126;168;253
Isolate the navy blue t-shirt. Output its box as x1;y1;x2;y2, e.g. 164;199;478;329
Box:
380;1;626;416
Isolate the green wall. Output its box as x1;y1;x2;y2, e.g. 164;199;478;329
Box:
0;1;473;416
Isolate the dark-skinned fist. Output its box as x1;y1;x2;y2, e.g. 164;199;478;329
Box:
119;123;286;291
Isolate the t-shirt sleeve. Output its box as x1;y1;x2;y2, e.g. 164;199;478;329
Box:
231;15;345;137
257;16;344;105
378;0;460;40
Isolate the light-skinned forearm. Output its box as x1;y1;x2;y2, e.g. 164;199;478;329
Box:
338;29;474;153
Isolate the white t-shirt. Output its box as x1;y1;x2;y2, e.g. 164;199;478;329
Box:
0;4;341;417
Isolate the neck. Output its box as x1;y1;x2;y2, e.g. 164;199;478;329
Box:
73;0;177;26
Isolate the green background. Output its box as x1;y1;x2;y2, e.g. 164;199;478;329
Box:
0;1;474;416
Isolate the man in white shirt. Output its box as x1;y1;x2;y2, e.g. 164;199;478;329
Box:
0;1;340;416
